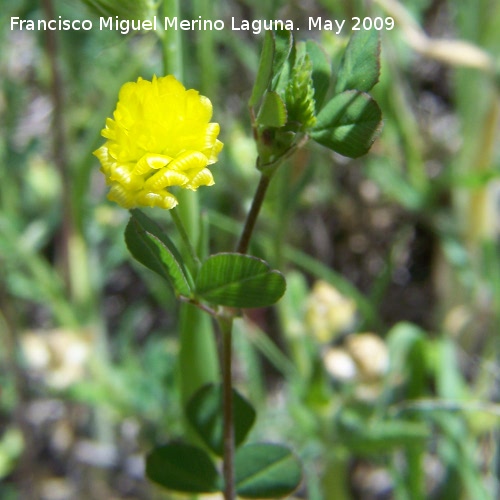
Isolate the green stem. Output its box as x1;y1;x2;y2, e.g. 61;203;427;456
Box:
237;136;309;254
219;315;236;500
170;207;201;270
193;0;217;98
236;173;272;254
161;0;182;79
178;304;219;405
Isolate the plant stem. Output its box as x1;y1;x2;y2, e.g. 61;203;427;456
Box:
193;0;217;99
236;135;309;254
219;315;236;500
161;0;182;80
236;173;272;254
170;207;201;270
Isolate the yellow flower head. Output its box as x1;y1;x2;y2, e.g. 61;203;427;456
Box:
94;75;223;209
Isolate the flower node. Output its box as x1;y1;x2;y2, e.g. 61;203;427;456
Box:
94;75;223;209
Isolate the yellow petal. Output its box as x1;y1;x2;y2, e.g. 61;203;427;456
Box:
107;184;136;209
133;153;173;175
136;190;178;209
204;123;220;148
109;163;144;190
93;145;110;166
144;169;189;190
186;168;215;190
206;139;224;165
169;151;208;172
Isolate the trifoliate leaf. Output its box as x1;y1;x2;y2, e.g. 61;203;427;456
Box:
311;90;382;158
195;253;286;308
335;29;381;93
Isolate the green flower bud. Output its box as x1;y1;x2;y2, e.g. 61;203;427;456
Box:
284;53;317;131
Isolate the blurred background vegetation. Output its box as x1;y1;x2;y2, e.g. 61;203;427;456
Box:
1;0;500;498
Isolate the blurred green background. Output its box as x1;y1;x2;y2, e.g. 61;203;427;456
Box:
1;0;500;498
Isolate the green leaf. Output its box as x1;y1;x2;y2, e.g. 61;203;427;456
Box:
186;383;256;456
235;443;302;498
272;29;293;79
335;29;381;93
310;90;382;158
305;40;331;110
125;210;192;297
249;31;275;107
146;442;221;493
195;253;286;308
257;91;287;128
271;44;294;97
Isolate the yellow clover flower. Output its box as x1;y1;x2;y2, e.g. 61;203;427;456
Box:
94;75;223;209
